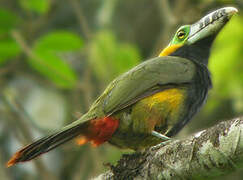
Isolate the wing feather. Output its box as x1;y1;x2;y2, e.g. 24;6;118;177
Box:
102;56;196;115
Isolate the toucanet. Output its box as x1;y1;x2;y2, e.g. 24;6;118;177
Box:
7;7;238;167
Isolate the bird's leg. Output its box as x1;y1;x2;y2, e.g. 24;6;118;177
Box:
151;130;171;150
151;130;171;141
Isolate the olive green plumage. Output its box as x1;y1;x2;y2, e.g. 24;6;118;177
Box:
7;7;238;166
83;57;197;149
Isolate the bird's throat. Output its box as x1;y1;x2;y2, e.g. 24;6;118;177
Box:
170;35;216;65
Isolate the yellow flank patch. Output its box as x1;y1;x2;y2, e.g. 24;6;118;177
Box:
147;88;184;110
159;44;182;57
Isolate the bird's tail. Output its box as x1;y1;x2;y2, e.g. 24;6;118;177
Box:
7;116;119;167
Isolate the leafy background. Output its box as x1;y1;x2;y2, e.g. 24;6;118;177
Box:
0;0;242;179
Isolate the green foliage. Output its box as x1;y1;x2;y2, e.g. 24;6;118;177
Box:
208;15;243;113
35;31;83;52
28;31;83;88
0;9;21;64
19;0;49;14
88;30;141;84
0;9;19;34
0;38;21;64
215;0;234;3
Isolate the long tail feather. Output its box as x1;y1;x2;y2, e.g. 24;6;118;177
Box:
7;116;119;167
7;122;87;167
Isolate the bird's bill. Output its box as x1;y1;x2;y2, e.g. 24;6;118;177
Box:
187;7;238;45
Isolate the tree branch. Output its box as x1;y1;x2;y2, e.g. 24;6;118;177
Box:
96;117;243;179
69;0;92;40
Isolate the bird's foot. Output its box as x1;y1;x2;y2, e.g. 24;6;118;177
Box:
150;130;171;151
151;130;171;141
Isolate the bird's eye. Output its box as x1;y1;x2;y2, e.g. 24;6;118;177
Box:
177;30;186;39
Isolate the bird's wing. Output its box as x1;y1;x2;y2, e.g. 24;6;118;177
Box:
102;56;196;115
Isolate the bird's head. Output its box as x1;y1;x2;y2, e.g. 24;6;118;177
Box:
159;7;238;65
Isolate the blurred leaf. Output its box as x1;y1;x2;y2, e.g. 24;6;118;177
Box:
0;9;20;65
0;38;21;65
89;30;141;84
35;31;83;52
28;31;83;88
207;15;243;113
0;9;18;34
28;50;78;88
19;0;49;14
215;0;235;3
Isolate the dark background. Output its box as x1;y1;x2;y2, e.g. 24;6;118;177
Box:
0;0;243;179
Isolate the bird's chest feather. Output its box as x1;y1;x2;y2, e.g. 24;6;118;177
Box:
130;88;186;133
109;88;187;149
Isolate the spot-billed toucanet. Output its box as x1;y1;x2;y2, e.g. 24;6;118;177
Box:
7;7;238;167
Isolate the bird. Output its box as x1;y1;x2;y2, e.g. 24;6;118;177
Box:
7;7;238;167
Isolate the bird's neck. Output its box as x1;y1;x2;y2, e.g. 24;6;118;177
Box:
170;35;216;65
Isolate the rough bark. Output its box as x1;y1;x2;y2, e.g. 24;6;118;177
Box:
95;117;243;180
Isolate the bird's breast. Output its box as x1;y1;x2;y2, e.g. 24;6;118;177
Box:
109;88;188;150
130;88;187;134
